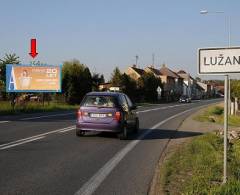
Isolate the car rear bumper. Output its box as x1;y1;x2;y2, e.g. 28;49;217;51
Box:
76;121;122;133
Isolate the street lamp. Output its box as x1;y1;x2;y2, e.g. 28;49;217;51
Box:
200;10;232;184
200;10;231;47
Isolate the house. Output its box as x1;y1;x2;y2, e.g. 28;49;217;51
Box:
159;65;183;101
197;81;212;99
145;65;183;101
215;85;224;96
98;82;112;91
145;66;162;78
195;83;205;99
125;65;145;81
207;81;218;97
177;70;204;99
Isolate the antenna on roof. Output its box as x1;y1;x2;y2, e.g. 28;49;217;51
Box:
152;53;155;67
135;55;139;68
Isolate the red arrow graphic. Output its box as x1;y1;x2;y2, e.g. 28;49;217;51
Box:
29;38;38;58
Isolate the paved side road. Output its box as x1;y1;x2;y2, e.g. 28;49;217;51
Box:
0;99;221;195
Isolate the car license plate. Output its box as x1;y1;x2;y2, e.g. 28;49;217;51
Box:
90;113;106;118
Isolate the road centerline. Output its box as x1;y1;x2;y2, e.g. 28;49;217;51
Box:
0;136;45;150
0;126;75;150
20;112;75;121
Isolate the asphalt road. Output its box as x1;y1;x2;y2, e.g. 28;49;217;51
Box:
0;99;222;195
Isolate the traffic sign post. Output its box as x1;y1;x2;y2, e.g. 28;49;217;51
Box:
198;47;240;183
223;75;228;183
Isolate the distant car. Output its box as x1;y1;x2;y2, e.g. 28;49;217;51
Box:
179;95;191;103
76;92;139;139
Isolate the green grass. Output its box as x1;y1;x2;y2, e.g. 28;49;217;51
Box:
161;133;240;195
0;101;79;115
194;105;240;127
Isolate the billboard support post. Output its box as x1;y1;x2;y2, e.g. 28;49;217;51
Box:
223;75;229;184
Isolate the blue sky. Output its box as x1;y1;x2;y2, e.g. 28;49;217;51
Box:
0;0;239;80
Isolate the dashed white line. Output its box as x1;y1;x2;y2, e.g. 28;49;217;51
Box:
0;121;9;124
58;128;75;133
137;104;183;114
0;100;220;150
20;112;74;121
0;136;45;150
0;125;75;150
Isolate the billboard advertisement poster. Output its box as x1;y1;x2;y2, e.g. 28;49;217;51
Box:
6;64;62;92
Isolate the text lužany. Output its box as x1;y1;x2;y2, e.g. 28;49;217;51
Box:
204;54;240;66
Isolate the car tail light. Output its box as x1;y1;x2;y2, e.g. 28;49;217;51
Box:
114;111;121;121
77;109;82;119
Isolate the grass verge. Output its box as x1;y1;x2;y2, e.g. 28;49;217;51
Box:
161;133;240;194
194;105;240;127
0;101;79;115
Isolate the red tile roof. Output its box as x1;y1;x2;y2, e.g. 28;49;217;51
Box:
146;67;162;76
159;66;180;78
131;67;145;76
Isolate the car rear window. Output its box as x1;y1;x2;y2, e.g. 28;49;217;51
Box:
81;95;117;108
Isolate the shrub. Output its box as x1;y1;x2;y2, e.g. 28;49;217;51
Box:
210;106;224;115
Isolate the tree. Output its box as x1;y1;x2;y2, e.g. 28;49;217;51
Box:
0;53;20;86
62;59;92;104
138;72;162;102
92;73;105;91
121;73;137;101
231;80;240;99
111;67;122;86
0;53;20;104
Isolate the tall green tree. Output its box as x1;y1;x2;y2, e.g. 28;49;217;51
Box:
138;72;162;102
110;67;122;86
0;53;20;85
62;59;92;104
0;53;20;103
231;80;240;99
121;73;137;101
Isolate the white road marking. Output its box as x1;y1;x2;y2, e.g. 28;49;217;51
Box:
0;126;75;150
20;112;74;121
58;128;75;133
136;99;220;114
0;99;220;150
0;121;9;124
74;105;208;195
0;136;45;150
136;104;183;114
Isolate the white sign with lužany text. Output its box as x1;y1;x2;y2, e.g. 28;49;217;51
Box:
198;47;240;74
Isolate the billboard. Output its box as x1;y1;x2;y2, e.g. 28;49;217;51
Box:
6;64;62;92
198;47;240;74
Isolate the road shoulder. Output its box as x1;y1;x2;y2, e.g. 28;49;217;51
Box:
149;104;223;195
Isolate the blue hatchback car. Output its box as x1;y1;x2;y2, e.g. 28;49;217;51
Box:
76;92;139;139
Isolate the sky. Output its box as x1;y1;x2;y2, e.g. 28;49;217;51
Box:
0;0;240;80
